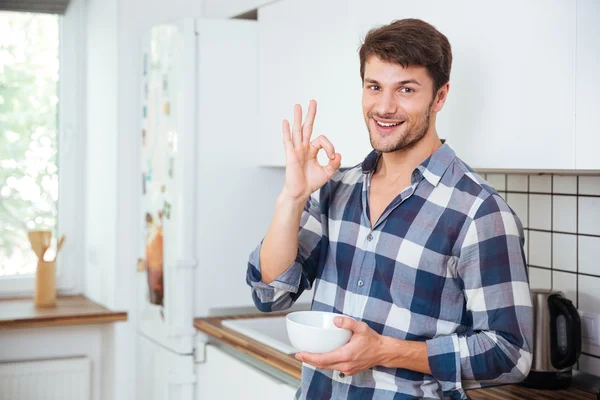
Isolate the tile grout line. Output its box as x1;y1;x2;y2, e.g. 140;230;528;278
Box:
576;175;579;310
581;351;600;360
525;174;530;272
527;264;600;278
502;190;599;198
550;174;553;290
526;228;600;239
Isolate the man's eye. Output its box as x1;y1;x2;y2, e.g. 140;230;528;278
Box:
400;87;414;93
368;85;380;91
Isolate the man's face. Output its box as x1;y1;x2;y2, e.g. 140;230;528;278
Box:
362;55;439;153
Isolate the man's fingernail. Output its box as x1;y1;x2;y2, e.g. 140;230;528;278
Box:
334;316;342;324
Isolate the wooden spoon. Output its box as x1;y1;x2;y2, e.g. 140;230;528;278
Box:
28;230;52;261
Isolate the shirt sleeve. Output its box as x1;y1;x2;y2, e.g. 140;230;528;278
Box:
426;194;534;399
246;194;324;312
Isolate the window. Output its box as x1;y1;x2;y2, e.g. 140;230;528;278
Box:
0;11;60;277
0;2;84;296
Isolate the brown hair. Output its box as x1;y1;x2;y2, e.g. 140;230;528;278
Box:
359;18;452;95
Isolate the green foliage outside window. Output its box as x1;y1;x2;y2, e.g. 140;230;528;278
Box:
0;11;59;276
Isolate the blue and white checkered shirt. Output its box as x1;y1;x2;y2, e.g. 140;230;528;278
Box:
246;142;533;400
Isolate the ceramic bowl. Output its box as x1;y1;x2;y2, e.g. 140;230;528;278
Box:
286;311;353;353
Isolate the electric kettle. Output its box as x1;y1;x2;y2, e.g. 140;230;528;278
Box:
521;289;582;389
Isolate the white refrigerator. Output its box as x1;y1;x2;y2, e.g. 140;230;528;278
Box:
136;17;308;399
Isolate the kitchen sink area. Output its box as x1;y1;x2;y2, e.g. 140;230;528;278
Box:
221;316;297;354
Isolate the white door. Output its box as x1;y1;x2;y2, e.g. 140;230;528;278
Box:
137;334;196;400
195;345;299;400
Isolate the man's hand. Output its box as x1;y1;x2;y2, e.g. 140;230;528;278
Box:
294;316;385;377
281;100;342;202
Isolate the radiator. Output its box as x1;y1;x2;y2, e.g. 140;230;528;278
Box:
0;357;91;400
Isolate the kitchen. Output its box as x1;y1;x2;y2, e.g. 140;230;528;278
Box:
0;0;599;399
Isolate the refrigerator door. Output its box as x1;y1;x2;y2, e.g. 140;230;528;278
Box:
138;333;196;400
138;17;197;355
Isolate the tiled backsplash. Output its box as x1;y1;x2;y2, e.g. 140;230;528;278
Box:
481;173;600;377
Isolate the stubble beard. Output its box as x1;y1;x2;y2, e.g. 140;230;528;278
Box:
367;101;434;153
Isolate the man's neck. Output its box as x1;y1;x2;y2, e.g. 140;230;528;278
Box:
374;131;443;185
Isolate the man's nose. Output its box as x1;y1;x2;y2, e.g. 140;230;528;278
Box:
374;91;397;117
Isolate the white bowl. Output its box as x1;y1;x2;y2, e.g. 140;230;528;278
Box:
286;311;353;354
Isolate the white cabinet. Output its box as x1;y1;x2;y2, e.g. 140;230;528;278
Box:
137;335;195;400
575;0;600;170
203;0;272;18
195;345;298;399
258;0;369;168
258;0;578;170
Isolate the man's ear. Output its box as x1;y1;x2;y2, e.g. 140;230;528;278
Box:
433;82;450;113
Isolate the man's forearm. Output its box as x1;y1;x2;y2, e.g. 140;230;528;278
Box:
259;191;307;284
378;336;432;375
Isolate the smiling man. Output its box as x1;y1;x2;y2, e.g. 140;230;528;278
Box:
246;18;533;400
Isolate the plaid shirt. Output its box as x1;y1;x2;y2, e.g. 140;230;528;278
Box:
246;142;533;400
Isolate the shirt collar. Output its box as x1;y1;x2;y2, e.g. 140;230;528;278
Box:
361;140;456;187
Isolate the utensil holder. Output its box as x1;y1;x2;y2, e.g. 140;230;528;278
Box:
35;260;56;307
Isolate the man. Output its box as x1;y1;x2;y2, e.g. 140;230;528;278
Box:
246;18;533;400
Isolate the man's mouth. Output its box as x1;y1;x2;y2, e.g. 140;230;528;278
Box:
375;120;403;127
373;118;405;133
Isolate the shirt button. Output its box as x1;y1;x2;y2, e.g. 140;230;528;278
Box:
358;280;364;287
366;234;373;241
339;372;345;378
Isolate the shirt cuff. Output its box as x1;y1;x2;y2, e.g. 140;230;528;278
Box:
247;241;303;303
426;335;467;400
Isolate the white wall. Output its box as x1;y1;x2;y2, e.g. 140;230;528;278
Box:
85;0;118;307
84;0;119;398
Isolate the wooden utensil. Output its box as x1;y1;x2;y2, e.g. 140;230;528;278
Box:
56;234;66;254
28;230;52;261
43;234;66;262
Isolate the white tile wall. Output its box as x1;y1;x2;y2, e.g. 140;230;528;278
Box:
579;197;600;236
507;174;528;191
579;176;600;196
486;173;506;191
529;194;552;230
552;233;577;272
530;174;551;193
552;270;577;304
506;193;528;228
578;274;600;315
553;175;577;194
481;172;600;377
528;231;551;268
553;195;577;233
529;266;551;289
579;235;600;276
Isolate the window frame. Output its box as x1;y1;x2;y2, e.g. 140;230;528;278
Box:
0;0;86;297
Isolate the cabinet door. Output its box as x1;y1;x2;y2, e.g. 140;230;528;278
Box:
195;345;298;400
355;0;577;170
259;0;577;170
258;0;369;168
137;335;195;400
575;0;600;170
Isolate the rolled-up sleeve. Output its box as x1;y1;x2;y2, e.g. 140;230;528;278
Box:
246;194;324;312
426;194;534;399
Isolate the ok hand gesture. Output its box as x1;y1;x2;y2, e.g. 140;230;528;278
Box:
282;100;342;201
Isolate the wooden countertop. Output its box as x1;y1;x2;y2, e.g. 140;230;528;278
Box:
0;295;127;329
195;314;598;400
195;313;302;380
